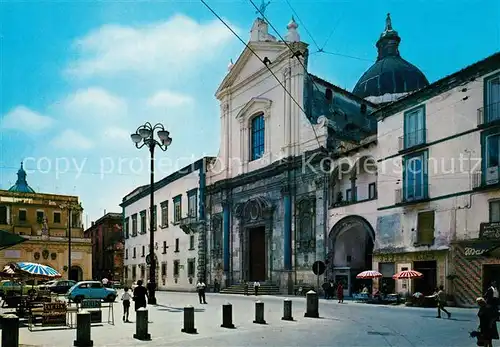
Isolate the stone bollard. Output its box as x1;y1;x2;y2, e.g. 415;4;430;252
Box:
253;300;266;324
181;305;197;334
282;298;294;321
1;314;20;347
133;308;151;341
304;290;319;318
73;311;93;347
221;303;235;329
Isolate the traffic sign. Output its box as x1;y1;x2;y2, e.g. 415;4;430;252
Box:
312;261;326;276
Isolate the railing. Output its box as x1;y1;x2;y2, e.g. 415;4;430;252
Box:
398;128;427;151
478;102;500;126
395;186;429;204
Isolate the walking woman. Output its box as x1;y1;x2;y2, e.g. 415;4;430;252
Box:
477;297;499;347
337;282;344;303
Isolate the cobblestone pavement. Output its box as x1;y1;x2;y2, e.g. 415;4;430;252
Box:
2;291;479;346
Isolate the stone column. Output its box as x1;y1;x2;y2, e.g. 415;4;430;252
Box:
282;186;292;270
222;201;231;287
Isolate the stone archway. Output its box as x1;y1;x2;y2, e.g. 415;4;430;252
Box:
327;215;375;296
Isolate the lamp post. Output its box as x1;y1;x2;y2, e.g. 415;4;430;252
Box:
60;201;83;281
131;122;172;305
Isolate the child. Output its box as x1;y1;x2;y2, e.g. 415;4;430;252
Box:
121;287;132;322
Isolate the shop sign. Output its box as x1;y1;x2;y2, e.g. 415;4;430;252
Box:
462;241;498;258
480;222;500;239
377;251;437;263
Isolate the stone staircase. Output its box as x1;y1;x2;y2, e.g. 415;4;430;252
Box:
220;282;281;295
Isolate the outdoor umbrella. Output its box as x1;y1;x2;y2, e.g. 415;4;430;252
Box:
356;270;383;279
392;270;424;280
13;262;62;278
0;230;27;251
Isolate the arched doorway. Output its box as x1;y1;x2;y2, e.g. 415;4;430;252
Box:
327;215;375;296
70;266;83;282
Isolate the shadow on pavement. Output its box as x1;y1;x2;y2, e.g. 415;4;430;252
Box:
421;315;473;322
155;305;205;313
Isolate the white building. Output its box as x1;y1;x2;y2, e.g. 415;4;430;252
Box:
122;158;212;291
370;52;500;305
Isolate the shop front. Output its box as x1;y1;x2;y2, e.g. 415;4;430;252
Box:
451;222;500;307
372;249;448;296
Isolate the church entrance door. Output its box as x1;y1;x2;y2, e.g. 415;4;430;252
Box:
249;226;266;281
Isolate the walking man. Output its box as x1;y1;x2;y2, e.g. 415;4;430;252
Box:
196;279;207;304
485;280;499;320
428;285;451;319
254;281;260;296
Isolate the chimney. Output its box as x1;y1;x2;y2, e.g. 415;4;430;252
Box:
104;209;107;215
91;221;95;226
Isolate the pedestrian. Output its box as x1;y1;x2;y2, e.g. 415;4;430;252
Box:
214;279;219;293
477;296;499;347
121;287;132;322
322;281;330;299
485;281;499;320
427;285;451;319
254;281;260;296
133;280;148;312
337;282;344;303
196;279;207;304
244;281;249;296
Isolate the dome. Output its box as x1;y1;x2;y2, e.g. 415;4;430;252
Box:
8;162;35;193
353;13;429;102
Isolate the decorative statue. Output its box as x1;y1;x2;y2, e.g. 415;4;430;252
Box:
257;0;271;16
385;13;392;31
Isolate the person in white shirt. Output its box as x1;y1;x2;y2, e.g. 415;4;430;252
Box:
485;281;499;319
121;287;132;322
196;280;207;304
254;281;260;296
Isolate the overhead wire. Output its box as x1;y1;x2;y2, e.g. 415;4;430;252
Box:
200;0;323;149
283;0;321;52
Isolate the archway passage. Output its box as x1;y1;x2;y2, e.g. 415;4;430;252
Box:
327;215;375;296
70;266;83;282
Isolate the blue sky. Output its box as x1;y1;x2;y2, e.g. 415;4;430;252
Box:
0;0;499;225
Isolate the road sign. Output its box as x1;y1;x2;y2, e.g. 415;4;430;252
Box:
312;261;326;276
145;253;157;265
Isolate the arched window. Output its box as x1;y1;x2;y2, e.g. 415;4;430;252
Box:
250;113;265;160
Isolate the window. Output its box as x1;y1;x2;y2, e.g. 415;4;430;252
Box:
173;260;180;277
404;105;426;149
417;211;435;245
162;241;167;254
486;74;500;123
403;151;428;201
325;88;333;101
124;218;130;239
36;211;44;223
18;210;27;222
133;247;136;258
173;196;182;223
187;258;195;277
175;238;180;252
132;265;136;279
141;245;145;257
151;205;157;231
161;201;169;227
250;113;265;161
187;189;197;218
345;189;352;202
368;183;377;199
0;206;7;225
125;249;128;259
490;200;500;222
132;214;138;236
124;267;128;279
90;282;103;289
189;235;195;250
53;212;61;224
161;263;167;277
140;210;146;234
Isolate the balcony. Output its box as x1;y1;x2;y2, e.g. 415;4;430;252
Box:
395;187;429;205
178;215;202;234
478;102;500;127
398;128;427;152
473;168;500;190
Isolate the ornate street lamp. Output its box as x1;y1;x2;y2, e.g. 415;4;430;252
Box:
131;122;172;305
59;201;83;281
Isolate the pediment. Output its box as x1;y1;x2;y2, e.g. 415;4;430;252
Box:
236;97;272;120
216;42;289;98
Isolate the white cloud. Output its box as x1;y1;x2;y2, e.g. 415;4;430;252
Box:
146;90;194;108
1;106;54;132
50;129;94;150
58;87;127;120
102;127;130;142
65;14;237;78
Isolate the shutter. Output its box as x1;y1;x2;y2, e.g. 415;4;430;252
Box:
417;211;435;244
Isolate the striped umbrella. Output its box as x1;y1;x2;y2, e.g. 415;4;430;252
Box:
14;262;61;278
392;270;423;280
0;264;16;277
356;270;383;279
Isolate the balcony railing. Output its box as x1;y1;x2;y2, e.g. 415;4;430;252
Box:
473;168;500;189
398;128;427;152
478;102;500;126
179;215;201;234
472;171;482;189
395;187;429;204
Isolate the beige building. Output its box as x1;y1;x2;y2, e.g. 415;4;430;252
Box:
0;163;92;281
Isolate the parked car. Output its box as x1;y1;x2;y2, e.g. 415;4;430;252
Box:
0;280;22;297
67;281;117;303
39;280;77;294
